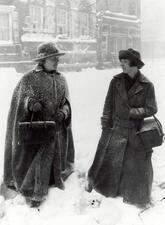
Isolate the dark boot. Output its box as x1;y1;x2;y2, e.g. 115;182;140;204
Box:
29;200;41;208
55;178;65;190
61;163;74;181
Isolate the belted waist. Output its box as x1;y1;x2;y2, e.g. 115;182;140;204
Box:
114;117;135;128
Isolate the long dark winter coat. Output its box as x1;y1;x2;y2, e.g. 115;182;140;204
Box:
4;65;75;201
88;71;157;207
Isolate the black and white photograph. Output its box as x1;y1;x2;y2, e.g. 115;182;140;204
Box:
0;0;165;225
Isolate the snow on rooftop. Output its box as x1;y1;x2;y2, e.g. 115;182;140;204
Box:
21;33;96;43
97;10;139;23
103;16;140;23
0;41;13;45
104;10;138;19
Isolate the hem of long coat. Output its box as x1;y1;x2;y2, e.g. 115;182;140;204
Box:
94;186;151;208
122;197;151;209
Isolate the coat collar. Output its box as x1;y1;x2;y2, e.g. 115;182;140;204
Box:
114;71;150;83
33;64;43;72
114;71;150;97
33;64;61;75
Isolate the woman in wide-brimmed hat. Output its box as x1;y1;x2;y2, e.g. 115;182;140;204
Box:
3;42;75;207
33;41;65;61
86;48;158;208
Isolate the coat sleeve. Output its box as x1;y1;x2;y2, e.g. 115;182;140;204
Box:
101;79;114;129
59;77;71;121
129;82;158;119
21;76;35;113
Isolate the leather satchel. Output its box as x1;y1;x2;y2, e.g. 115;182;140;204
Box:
137;116;164;149
18;113;56;145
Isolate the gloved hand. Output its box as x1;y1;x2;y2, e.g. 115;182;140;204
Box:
28;98;42;112
55;111;65;123
32;102;42;112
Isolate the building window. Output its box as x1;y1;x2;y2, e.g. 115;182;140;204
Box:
128;0;137;15
29;5;43;31
90;13;96;38
56;0;70;36
79;0;92;37
102;24;109;33
44;6;55;33
110;0;122;13
0;12;10;41
13;11;19;43
79;12;89;36
56;8;68;35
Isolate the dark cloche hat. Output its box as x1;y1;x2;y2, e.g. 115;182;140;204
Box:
119;48;145;69
33;42;65;61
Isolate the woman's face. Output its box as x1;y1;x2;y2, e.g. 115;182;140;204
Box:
44;56;59;71
120;59;133;74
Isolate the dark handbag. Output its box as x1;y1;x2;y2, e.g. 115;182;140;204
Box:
18;113;56;145
137;116;164;149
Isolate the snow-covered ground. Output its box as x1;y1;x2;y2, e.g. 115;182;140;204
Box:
0;59;165;225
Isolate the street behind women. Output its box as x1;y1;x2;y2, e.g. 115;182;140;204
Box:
3;42;75;207
86;48;158;208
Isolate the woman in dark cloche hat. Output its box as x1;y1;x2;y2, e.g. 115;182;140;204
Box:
3;42;75;207
86;48;158;208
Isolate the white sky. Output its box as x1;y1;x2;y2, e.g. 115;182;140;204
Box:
141;0;165;40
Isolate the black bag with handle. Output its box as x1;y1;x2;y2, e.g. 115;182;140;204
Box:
18;113;56;145
137;115;164;149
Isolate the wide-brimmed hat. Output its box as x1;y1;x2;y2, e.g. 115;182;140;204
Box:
33;42;65;61
119;48;145;69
